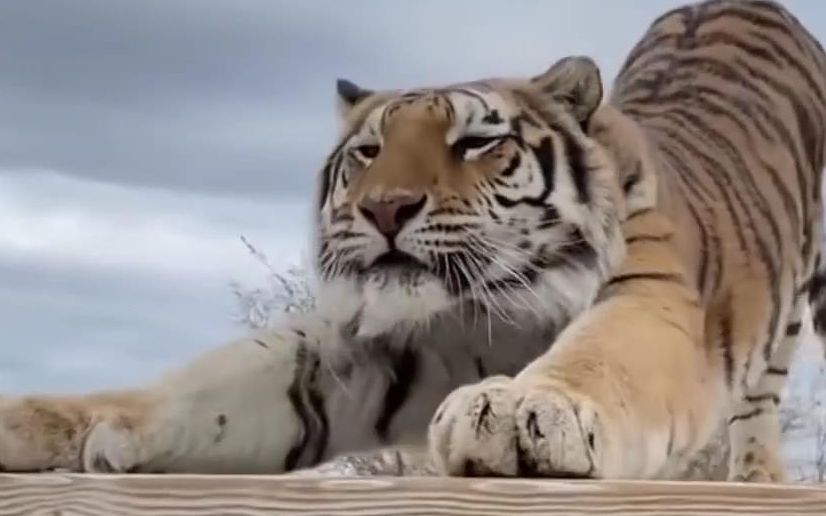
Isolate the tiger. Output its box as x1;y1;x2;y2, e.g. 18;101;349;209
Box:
0;0;823;482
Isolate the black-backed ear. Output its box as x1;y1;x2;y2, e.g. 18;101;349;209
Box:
530;56;603;126
336;78;374;117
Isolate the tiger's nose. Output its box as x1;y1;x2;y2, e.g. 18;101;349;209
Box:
358;192;427;237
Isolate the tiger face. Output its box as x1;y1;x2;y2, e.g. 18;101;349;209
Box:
314;57;627;339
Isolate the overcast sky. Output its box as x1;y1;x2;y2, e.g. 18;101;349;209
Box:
2;0;825;395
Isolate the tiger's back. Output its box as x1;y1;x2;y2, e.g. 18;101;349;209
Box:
603;0;826;480
615;0;826;304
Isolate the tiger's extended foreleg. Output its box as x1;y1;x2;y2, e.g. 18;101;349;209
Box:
0;326;322;473
428;211;729;478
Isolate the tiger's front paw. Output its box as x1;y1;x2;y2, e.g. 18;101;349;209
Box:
0;398;146;472
81;420;145;473
427;376;604;478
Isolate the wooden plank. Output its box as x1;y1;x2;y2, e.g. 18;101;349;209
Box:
0;474;824;516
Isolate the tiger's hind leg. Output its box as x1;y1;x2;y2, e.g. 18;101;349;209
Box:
726;295;806;483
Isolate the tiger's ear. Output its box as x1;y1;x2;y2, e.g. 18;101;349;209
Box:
531;56;603;125
336;78;374;117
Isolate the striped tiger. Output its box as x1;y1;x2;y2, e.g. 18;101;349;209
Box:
0;0;821;482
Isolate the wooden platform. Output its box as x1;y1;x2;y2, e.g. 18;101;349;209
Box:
0;474;824;515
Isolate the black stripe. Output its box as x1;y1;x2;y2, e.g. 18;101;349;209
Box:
306;365;329;465
729;407;765;424
620;53;806;200
499;153;521;178
744;393;781;405
802;258;822;297
493;193;518;208
482;109;503;125
552;123;590;204
726;53;819;223
317;161;333;211
809;271;826;301
492;137;555;209
560;228;596;261
704;5;818;65
625;207;653;221
375;346;419;442
653;138;738;245
532;137;555;196
692;31;823;108
767;1;826;70
535;206;561;230
795;90;826;183
447;87;491;110
622;165;641;195
625;234;669;245
474;357;487;379
648;109;785;367
686;80;812;231
626;85;801;239
283;362;309;470
720;300;735;388
766;367;788;376
317;137;349;211
785;321;802;336
606;272;683;288
626;203;704;294
441;93;456;124
747;30;825;105
653;107;783;263
508;91;594;205
618;32;676;78
284;342;325;471
646;120;784;370
679;185;716;297
704;214;723;296
809;307;826;336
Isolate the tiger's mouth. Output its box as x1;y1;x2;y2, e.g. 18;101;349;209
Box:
369;249;428;272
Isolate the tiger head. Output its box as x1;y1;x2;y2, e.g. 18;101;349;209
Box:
314;57;628;339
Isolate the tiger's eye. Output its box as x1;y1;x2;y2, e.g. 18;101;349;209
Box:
355;144;380;159
452;136;502;159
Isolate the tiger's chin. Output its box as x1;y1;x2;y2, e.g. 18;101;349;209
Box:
317;266;455;341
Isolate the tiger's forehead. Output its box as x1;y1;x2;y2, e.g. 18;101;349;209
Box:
359;85;517;141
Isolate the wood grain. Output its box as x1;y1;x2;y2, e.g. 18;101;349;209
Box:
0;474;824;516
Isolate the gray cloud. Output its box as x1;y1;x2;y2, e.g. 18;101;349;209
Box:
3;1;824;200
0;0;354;199
0;0;699;199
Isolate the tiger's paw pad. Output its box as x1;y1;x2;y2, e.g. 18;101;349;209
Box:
427;377;603;477
82;421;143;473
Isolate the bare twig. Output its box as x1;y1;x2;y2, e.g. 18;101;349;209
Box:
231;236;315;329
